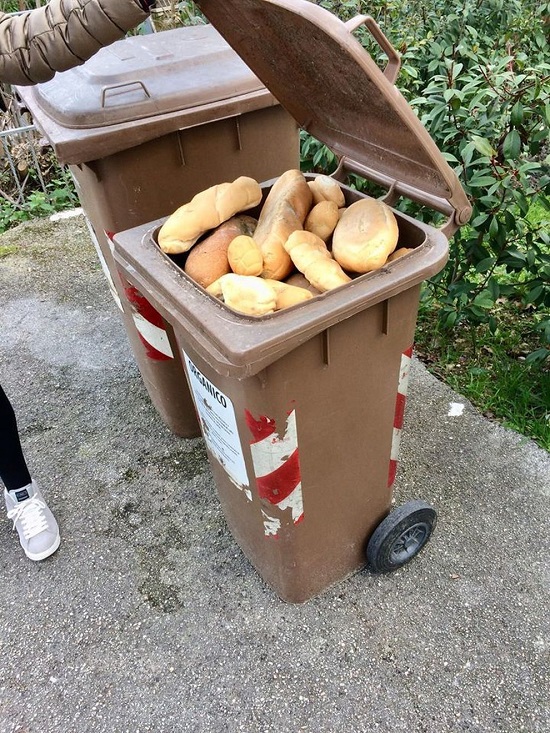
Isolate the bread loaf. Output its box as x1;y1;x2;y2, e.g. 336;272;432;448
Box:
252;169;312;280
387;247;414;262
228;235;263;277
158;176;262;254
207;273;276;316
284;230;351;292
332;198;399;273
304;200;339;242
184;215;257;288
285;272;322;296
264;279;313;310
308;175;346;208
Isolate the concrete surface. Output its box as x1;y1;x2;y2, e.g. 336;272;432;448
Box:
0;213;548;733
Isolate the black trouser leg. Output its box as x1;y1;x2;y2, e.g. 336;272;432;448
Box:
0;382;32;492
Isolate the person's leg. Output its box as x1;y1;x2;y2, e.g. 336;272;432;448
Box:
1;382;60;560
0;382;32;491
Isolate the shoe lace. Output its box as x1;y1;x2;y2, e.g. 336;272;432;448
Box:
7;496;49;539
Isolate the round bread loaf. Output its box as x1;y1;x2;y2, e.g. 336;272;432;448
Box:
332;198;399;273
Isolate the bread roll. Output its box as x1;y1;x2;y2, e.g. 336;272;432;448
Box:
308;175;346;208
228;235;263;276
158;176;262;254
332;198;399;273
252;169;312;280
387;247;414;262
263;279;313;310
304;200;339;242
208;273;276;316
184;216;256;288
284;230;351;292
285;272;322;296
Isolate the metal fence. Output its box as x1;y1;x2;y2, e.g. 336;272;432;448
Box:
0;111;51;208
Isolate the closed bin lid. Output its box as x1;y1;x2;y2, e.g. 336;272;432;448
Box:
15;24;277;163
196;0;471;227
28;24;264;129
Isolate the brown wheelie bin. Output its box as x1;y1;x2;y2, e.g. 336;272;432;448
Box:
15;24;300;437
113;0;472;601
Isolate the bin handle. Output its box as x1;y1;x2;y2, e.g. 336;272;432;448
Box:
345;15;401;85
101;81;151;108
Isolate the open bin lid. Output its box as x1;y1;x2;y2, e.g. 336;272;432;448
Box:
196;0;471;232
15;25;277;164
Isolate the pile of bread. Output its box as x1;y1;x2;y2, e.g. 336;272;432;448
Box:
157;169;412;316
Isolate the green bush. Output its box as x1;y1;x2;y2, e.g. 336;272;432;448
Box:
310;0;550;360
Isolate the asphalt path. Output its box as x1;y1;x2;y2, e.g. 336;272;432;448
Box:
0;213;548;733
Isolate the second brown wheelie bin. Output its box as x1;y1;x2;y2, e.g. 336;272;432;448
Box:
113;0;472;602
15;23;300;437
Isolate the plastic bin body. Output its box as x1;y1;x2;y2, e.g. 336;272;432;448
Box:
113;181;448;602
113;0;471;601
16;25;300;436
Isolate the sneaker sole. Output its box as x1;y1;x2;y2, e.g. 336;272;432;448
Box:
24;533;61;562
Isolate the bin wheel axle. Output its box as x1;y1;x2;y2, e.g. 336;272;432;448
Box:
366;500;437;573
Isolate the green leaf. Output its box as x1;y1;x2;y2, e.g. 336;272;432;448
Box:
471;135;497;158
502;129;522;160
524;285;544;304
468;175;497;187
473;291;495;309
525;348;550;364
475;257;496;273
510;101;524;126
489;217;499;238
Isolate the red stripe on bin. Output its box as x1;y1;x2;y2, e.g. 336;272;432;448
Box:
124;286;166;330
388;459;398;487
394;392;407;429
245;409;277;443
255;449;301;504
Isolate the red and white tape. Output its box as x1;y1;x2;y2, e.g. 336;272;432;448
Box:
123;285;174;361
245;408;304;538
103;231;174;362
388;346;413;487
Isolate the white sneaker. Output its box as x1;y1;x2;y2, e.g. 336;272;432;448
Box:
4;481;60;561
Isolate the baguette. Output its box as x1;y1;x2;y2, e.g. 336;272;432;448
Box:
264;279;313;310
184;215;257;288
158;176;262;254
207;273;276;316
284;230;351;292
252;169;312;280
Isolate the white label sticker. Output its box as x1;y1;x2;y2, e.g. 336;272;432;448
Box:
183;351;249;490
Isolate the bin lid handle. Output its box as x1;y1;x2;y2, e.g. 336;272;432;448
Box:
344;16;401;85
100;80;151;108
333;156;472;238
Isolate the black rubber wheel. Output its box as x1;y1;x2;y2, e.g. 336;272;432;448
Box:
366;500;437;573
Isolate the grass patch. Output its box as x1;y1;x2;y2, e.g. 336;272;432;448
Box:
415;298;550;451
0;244;18;258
